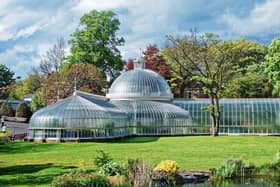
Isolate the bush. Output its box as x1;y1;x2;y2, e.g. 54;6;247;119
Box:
0;102;14;117
52;170;112;187
153;160;179;185
94;150;113;168
16;103;33;119
98;161;123;176
153;160;179;177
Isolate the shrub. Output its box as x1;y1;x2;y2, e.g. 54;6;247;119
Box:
0;133;9;143
51;170;112;187
0;102;14;117
153;160;179;185
16;103;33;119
94;150;113;167
153;160;179;177
98;161;123;176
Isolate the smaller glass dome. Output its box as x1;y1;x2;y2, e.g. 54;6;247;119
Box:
106;69;173;101
111;100;191;127
29;91;128;130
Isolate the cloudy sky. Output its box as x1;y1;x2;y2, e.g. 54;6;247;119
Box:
0;0;280;78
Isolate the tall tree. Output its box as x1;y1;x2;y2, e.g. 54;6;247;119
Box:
143;45;171;78
162;32;237;136
38;37;66;76
264;38;280;95
0;64;15;99
221;39;270;98
68;10;124;80
63;64;106;95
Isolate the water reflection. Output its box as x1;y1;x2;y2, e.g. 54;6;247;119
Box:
181;177;280;187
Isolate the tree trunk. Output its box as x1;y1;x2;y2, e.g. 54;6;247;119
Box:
209;94;220;136
209;95;216;136
214;95;220;136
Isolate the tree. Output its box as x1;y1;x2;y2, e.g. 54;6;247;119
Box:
0;102;14;117
0;64;15;99
8;74;42;100
125;45;171;78
144;45;171;78
68;10;124;80
162;32;237;136
37;37;66;76
264;38;280;95
16;103;33;120
222;64;272;98
63;64;106;95
31;90;47;111
222;39;271;97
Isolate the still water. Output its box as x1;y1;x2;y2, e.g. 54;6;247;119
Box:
182;177;280;187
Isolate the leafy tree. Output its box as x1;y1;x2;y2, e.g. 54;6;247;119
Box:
8;74;42;100
0;102;14;117
264;38;280;95
68;10;124;80
126;45;171;79
222;39;270;97
223;64;272;98
31;90;47;111
63;64;106;95
0;64;15;99
16;103;33;120
162;32;237;136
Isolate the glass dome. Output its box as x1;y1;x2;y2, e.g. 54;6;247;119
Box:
106;68;173;101
28;91;129;141
111;100;192;135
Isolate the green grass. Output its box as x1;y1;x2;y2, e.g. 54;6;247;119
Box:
1;136;280;186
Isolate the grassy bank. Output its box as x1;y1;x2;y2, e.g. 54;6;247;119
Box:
1;136;280;186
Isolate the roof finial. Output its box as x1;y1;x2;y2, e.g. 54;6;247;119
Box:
73;76;77;96
134;49;145;69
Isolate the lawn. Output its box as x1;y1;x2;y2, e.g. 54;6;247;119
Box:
1;136;280;186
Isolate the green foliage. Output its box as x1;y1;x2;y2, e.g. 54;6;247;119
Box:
31;90;47;111
264;38;280;95
223;64;273;98
211;158;255;179
0;102;14;117
94;150;113;168
153;160;179;177
51;170;111;187
0;64;15;99
16;103;33;119
98;161;123;176
68;10;124;79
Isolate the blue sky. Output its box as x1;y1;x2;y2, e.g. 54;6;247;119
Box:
0;0;279;78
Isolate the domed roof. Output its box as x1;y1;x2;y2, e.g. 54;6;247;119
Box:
29;91;127;129
111;100;191;126
106;68;173;101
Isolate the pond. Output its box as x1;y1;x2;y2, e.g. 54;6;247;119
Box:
181;177;280;187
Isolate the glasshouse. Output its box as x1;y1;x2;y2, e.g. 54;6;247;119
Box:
28;61;280;141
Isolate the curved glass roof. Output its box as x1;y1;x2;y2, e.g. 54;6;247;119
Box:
111;100;191;126
29;91;128;129
106;69;173;101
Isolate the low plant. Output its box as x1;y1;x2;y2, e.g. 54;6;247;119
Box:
258;151;280;175
98;161;124;176
125;158;151;187
94;150;113;167
153;160;179;185
51;170;112;187
211;158;255;179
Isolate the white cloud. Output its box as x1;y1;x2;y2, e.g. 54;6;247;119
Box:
221;0;280;36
